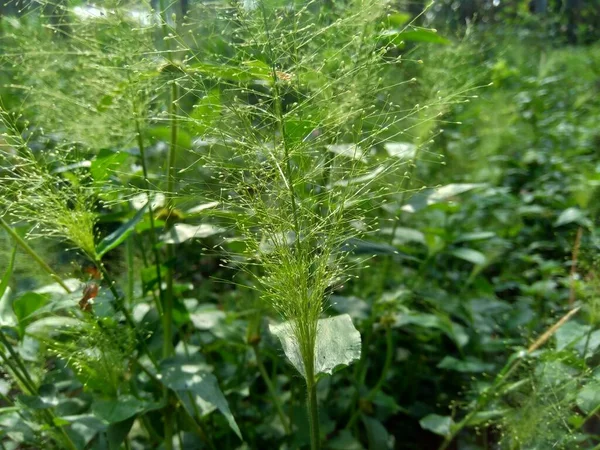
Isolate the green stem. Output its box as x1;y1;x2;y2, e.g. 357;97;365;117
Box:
306;377;320;450
126;236;135;306
133;112;165;317
96;262;159;369
0;218;71;293
0;334;77;450
162;75;180;450
252;345;291;434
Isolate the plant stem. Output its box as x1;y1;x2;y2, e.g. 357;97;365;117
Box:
162;75;180;450
133;108;164;317
126;236;135;306
252;344;291;434
0;218;71;293
0;333;77;450
164;81;179;360
306;376;320;450
96;262;159;369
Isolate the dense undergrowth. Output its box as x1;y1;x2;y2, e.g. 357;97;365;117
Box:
0;1;599;449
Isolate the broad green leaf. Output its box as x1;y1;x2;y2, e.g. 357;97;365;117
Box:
329;296;370;321
13;292;50;337
190;89;222;136
394;313;468;348
0;244;16;300
18;384;59;410
386;227;426;245
63;414;107;449
362;416;392;450
326;144;367;162
130;193;165;211
402;183;485;213
92;396;163;424
159;356;241;439
27;317;83;336
576;382;600;414
147;126;193;150
429;183;485;202
454;232;496;243
384;142;416;159
190;305;226;330
450;248;486;265
269;314;361;379
380;29;450;47
160;223;225;244
419;414;453;437
399;30;450;44
555;207;590;227
90;149;129;182
187;201;220;215
328;429;364;450
437;356;494;373
577;381;600;414
96;204;148;257
383;12;411;27
0;244;17;327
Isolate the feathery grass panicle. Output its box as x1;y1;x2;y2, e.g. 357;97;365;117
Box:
0;107;97;256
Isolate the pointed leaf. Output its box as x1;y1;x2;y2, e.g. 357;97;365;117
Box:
159;356;241;439
0;245;17;327
96;204;148;257
160;223;225;244
419;414;453;437
92;396;163;424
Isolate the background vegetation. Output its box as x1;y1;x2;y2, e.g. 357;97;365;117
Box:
0;1;599;449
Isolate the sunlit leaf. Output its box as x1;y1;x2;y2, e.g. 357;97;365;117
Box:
96;204;148;257
269;314;361;379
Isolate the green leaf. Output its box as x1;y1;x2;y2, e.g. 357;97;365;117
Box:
27;317;83;336
190;305;226;330
147;126;193;150
361;416;392;450
384;142;416;159
380;29;450;47
328;429;364;450
90;149;129;182
0;244;16;301
160;223;225;244
450;248;486;265
326;144;367;162
555;207;590;227
13;292;50;338
92;396;163;424
437;356;494;373
402;183;485;213
0;244;17;327
269;314;361;379
394;312;468;348
190;89;222;136
18;384;59;410
419;414;453;437
383;12;411;27
96;204;148;257
159;356;241;439
399;30;450;44
576;382;600;414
